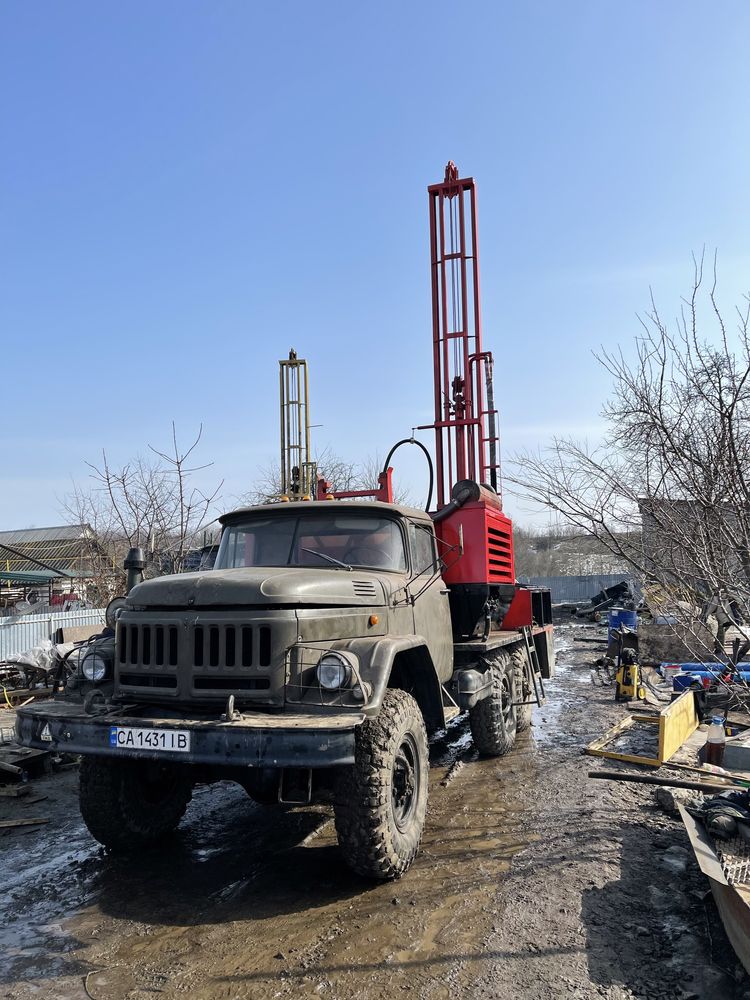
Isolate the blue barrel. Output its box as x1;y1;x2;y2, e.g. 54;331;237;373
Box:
607;608;638;642
673;670;750;691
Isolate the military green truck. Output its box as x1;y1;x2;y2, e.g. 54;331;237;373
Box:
16;161;555;879
16;497;552;879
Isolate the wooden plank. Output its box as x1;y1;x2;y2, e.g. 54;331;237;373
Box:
587;716;634;752
0;817;49;829
0;785;29;798
659;689;699;763
0;686;52;703
586;715;662;767
680;804;750;976
587;749;662;767
56;625;102;643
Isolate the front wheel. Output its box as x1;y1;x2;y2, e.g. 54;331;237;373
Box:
79;756;193;851
469;650;518;755
334;689;428;880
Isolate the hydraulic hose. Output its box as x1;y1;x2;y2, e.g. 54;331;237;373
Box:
380;439;434;512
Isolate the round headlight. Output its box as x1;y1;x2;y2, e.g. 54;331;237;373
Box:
316;652;352;690
82;654;109;683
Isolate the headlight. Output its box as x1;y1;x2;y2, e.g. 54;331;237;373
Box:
82;654;109;683
316;652;352;690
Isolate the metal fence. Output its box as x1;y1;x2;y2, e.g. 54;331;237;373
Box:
0;608;105;661
518;573;638;605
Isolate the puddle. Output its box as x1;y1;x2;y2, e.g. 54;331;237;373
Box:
1;645;575;998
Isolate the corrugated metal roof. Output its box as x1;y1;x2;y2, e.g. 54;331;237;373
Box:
0;524;95;576
0;525;90;544
0;570;76;583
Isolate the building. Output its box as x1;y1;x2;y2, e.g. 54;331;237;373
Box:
0;525;101;613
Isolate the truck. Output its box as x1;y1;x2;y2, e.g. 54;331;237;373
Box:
15;162;554;880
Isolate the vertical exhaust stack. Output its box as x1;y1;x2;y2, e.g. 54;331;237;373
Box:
124;548;146;594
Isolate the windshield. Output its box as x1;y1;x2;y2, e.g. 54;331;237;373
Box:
215;512;407;572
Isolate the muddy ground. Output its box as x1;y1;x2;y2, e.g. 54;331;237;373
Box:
2;626;749;1000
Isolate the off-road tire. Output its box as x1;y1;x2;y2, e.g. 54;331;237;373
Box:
79;756;192;851
469;650;518;755
334;689;428;880
511;644;533;733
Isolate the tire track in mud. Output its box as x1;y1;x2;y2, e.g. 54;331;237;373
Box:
2;713;541;1000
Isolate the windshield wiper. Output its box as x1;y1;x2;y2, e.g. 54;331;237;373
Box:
300;548;352;571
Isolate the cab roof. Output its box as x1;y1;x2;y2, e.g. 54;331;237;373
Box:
219;499;433;527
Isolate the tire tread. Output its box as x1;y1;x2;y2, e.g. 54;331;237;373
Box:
334;689;428;880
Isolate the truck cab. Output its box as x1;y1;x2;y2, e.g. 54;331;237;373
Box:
114;501;454;724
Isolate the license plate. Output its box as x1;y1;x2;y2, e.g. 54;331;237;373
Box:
109;726;191;753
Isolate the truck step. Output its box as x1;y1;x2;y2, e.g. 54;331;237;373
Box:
521;626;546;707
443;705;461;723
441;685;461;724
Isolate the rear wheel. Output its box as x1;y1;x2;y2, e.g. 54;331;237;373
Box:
334;689;428;880
469;650;518;755
511;644;534;733
79;756;192;851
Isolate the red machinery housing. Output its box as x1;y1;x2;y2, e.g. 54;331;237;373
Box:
439;497;514;587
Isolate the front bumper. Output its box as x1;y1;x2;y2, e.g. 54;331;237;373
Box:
15;701;361;768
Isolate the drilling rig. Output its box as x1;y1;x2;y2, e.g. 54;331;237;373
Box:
421;162;517;642
279;349;316;501
17;162;553;882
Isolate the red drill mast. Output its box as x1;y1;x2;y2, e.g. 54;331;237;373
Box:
420;161;499;510
423;162;514;601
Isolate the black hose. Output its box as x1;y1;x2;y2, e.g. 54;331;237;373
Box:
380;439;434;512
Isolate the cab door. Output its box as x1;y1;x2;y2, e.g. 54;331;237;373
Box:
408;521;454;683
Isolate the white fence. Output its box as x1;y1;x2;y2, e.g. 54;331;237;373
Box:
0;609;106;661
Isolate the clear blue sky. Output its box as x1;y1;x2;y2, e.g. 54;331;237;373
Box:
2;1;749;529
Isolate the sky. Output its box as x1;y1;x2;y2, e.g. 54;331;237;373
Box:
2;1;750;531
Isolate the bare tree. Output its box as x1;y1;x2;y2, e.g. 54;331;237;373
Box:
63;425;223;600
356;452;414;506
147;424;223;573
508;252;750;666
512;523;629;578
244;446;412;505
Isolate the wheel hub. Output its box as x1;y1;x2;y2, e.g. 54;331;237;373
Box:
501;675;512;722
392;734;420;832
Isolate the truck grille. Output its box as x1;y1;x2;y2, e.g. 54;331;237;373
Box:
115;616;284;704
119;625;179;667
118;623;272;669
120;672;177;689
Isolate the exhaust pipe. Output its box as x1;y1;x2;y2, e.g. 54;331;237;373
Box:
124;547;146;594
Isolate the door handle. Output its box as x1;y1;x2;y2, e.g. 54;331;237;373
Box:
440;589;450;595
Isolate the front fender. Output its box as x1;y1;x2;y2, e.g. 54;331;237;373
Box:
333;635;444;728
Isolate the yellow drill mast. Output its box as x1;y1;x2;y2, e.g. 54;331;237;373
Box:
279;349;316;500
